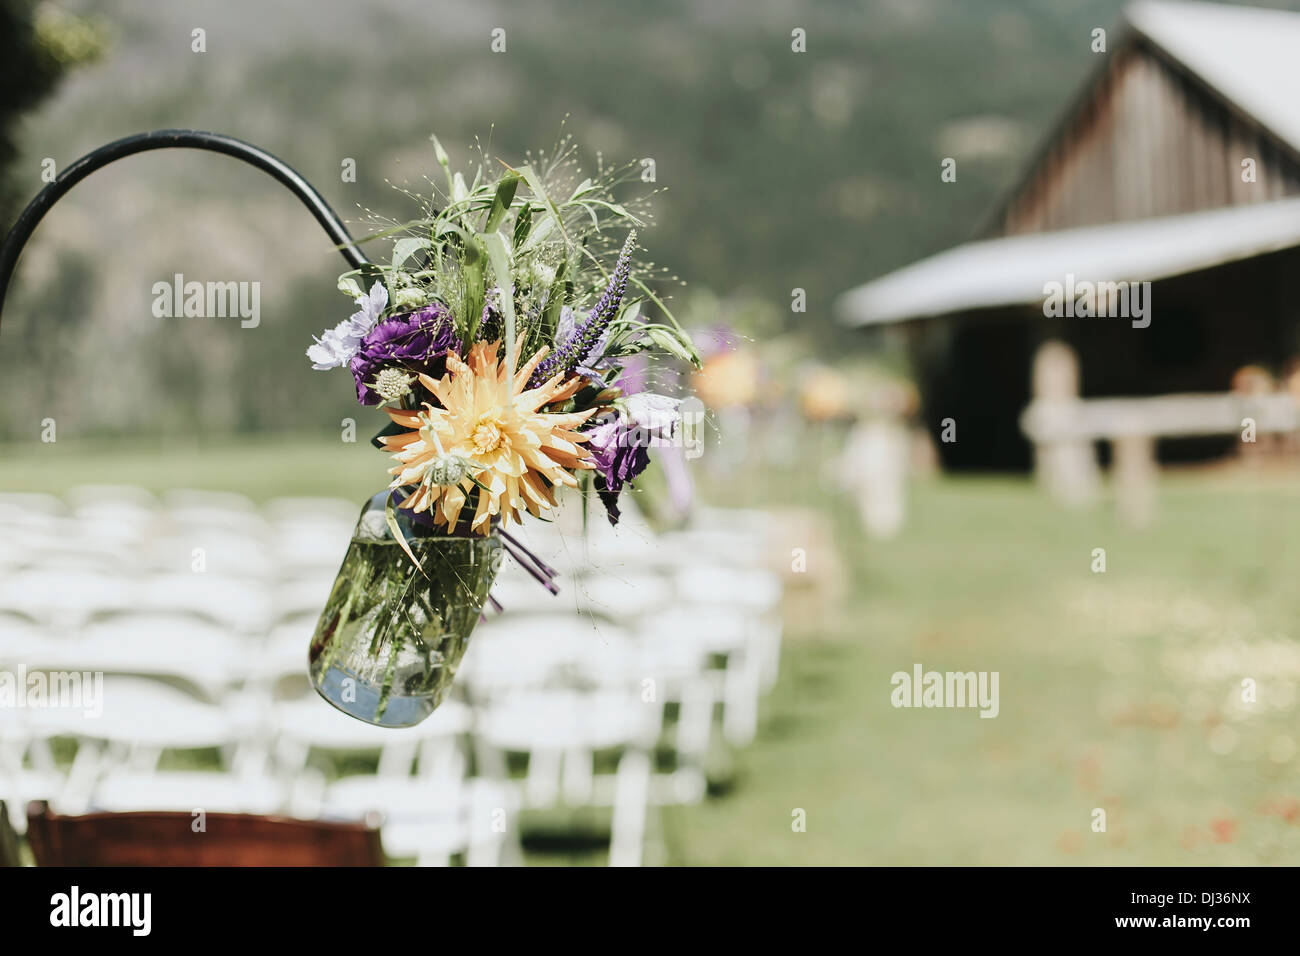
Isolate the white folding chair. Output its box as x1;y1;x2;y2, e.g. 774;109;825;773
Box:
659;527;765;567
276;695;491;861
66;490;158;551
263;498;355;576
90;769;286;815
22;533;135;575
0;711;68;833
474;688;660;866
572;571;675;621
263;496;359;527
487;560;576;615
641;605;765;747
0;492;65;520
270;695;472;789
577;517;665;571
0;609;46;658
65;485;157;512
324;774;518;866
675;563;784;693
270;575;335;628
0;568;134;631
65;612;253;697
464;615;665;864
145;530;274;579
244;623;312;698
27;675;274;815
136;572;272;634
675;564;781;613
460;616;642;698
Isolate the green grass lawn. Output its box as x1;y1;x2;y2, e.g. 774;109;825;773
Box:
3;435;1298;864
662;467;1300;865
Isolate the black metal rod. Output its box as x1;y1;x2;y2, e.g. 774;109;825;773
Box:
0;129;371;324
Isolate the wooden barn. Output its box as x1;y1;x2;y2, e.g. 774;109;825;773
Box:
837;0;1300;472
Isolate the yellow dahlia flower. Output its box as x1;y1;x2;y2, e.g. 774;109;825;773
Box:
380;339;596;534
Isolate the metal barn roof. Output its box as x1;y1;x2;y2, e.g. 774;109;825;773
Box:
837;196;1300;327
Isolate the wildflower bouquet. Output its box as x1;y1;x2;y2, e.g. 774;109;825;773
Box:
304;134;699;726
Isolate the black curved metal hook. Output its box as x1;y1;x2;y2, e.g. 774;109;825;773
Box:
0;129;372;324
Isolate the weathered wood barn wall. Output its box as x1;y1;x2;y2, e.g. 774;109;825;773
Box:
988;37;1300;237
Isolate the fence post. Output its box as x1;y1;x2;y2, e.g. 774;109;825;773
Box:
1030;340;1099;506
1113;432;1157;527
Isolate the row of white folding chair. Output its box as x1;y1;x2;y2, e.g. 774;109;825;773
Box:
268;694;519;865
0;494;356;575
0;663;507;863
0;675;277;826
461;615;708;864
462;615;700;696
4;525;345;578
66;490;360;528
6;637;668;864
326;773;519;866
16;616;254;698
465;610;721;766
5;615;313;718
493;551;779;623
637;605;767;748
2;577;771;713
0;488;354;515
531;563;782;748
0;571;330;635
0;710;68;832
672;563;784;694
1;489;360;523
1;670;485;862
3;601;735;703
3;545;775;611
471;687;657;866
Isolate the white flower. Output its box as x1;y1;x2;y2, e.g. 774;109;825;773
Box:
306;321;360;370
350;281;388;334
306;282;389;371
625;392;681;440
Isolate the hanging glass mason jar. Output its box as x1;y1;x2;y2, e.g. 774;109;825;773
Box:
308;491;503;727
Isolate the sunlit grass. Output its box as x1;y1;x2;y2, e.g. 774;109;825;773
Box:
663;467;1300;865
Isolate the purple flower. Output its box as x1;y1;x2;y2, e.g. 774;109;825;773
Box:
585;414;652;525
530;231;636;387
349;303;459;405
554;306;618;380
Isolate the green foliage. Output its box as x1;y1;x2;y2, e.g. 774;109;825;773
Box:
0;0;107;222
350;132;694;373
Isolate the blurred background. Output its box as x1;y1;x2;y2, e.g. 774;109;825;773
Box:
3;0;1300;865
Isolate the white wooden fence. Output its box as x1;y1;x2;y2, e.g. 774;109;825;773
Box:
1020;392;1297;525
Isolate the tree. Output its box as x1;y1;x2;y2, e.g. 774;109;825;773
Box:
0;0;107;224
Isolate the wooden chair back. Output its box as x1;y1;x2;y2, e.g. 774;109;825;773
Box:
26;802;384;866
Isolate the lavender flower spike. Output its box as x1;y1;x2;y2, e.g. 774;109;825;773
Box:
530;230;636;387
